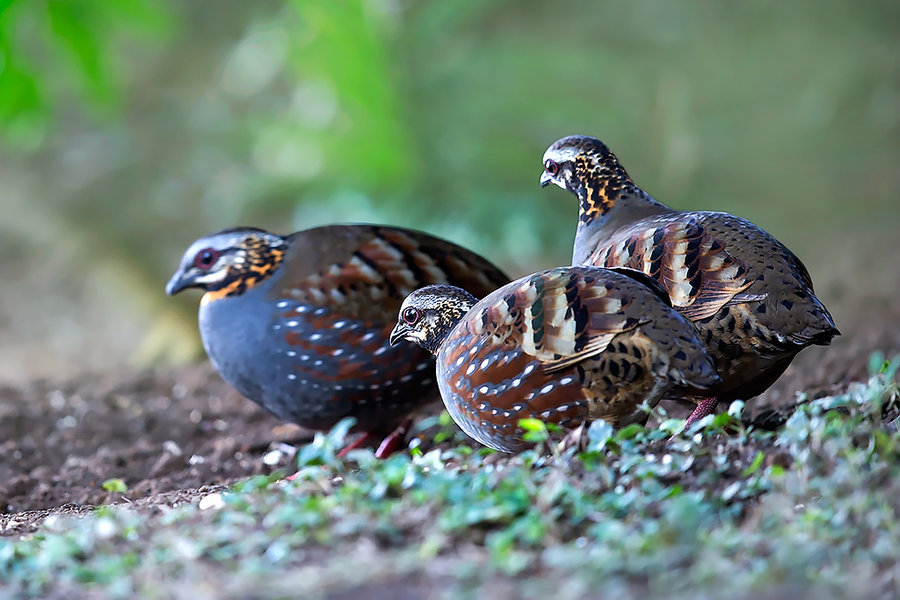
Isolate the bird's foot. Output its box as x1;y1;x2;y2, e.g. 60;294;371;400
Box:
374;418;413;459
668;397;719;443
685;397;719;427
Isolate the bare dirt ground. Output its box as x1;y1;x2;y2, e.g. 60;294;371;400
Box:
0;367;308;536
1;259;898;537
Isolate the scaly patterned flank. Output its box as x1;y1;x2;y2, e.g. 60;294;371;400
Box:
392;266;719;452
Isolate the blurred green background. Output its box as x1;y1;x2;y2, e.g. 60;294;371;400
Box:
0;0;897;381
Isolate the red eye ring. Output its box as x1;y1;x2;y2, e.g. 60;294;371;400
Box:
544;158;559;176
193;247;220;270
402;307;420;325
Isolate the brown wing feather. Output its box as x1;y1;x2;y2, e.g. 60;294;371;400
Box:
466;269;648;374
435;266;721;451
588;217;756;321
276;225;508;322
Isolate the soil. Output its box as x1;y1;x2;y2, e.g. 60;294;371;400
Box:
1;311;898;538
0;366;308;536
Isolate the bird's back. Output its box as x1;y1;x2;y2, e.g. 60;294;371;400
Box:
584;210;839;400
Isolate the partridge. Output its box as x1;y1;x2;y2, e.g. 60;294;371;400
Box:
540;135;839;424
166;225;509;456
389;266;720;452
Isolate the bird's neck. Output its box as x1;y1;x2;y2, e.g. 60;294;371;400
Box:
426;294;479;355
571;175;673;265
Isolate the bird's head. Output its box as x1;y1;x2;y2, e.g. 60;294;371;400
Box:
540;135;636;222
166;227;288;303
389;285;479;355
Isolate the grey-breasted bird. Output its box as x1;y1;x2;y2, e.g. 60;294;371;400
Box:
167;224;509;456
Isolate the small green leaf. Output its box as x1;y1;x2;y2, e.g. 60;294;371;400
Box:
586;420;614;451
544;422;563;434
867;351;886;374
615;423;644;441
742;451;765;477
522;430;549;443
520;418;549;444
518;418;547;432
101;478;128;493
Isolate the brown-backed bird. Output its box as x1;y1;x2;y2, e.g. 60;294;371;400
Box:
390;266;720;452
540;135;839;423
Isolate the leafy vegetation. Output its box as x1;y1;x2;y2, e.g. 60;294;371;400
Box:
1;358;897;599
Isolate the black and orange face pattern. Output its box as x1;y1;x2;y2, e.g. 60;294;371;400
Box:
201;233;287;303
541;135;638;222
166;228;287;303
390;284;480;356
573;152;637;222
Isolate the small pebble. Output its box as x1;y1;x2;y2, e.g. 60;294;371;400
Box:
95;518;117;539
56;415;77;429
262;449;283;466
49;391;66;410
199;493;225;511
163;440;183;456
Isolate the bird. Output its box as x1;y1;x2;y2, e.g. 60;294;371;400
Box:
539;134;839;425
166;224;509;457
389;266;721;452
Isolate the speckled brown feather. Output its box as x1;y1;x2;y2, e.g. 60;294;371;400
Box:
587;215;764;321
541;135;839;405
422;267;720;452
276;226;504;321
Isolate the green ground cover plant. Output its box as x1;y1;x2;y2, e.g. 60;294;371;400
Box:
1;357;896;599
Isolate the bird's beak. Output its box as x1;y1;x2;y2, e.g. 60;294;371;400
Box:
389;322;408;346
166;269;191;296
539;171;552;187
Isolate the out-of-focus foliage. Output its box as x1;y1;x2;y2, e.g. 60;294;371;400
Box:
0;0;897;373
0;0;172;150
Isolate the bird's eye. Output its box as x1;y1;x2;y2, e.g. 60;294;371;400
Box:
544;158;560;176
193;248;220;269
402;307;421;325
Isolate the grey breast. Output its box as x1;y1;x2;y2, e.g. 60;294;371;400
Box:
197;273;291;418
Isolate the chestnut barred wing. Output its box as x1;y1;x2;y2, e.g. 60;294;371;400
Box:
432;267;719;451
586;217;763;321
277;225;508;318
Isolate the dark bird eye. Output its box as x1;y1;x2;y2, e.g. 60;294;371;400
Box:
544;158;559;176
402;307;421;325
194;248;219;269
